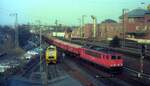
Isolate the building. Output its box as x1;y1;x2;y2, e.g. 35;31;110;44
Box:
97;20;122;41
71;27;81;38
120;7;150;39
64;27;72;39
71;20;122;41
81;20;122;41
71;5;150;41
84;24;93;38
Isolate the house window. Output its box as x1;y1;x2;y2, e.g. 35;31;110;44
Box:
129;18;134;23
136;26;139;31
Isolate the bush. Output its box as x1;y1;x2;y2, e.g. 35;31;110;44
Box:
109;36;121;47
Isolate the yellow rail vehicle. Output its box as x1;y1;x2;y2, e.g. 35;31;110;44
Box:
45;45;57;64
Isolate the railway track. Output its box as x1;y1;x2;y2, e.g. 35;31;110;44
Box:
66;55;150;86
44;37;150;86
62;58;96;86
41;60;96;86
123;67;150;80
63;38;150;59
21;56;41;78
47;63;66;80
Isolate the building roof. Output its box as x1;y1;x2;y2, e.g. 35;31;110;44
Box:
101;19;117;23
128;8;147;17
145;10;150;14
120;8;150;18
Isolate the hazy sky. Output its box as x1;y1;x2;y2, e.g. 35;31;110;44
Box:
0;0;149;25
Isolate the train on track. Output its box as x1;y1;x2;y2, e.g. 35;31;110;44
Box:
43;35;123;70
45;45;57;64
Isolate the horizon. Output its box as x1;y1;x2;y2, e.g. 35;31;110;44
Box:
0;0;149;26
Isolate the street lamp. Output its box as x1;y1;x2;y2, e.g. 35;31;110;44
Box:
10;13;19;47
122;9;128;48
91;15;97;41
81;15;86;43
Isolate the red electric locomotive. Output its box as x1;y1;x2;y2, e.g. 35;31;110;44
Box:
80;47;123;70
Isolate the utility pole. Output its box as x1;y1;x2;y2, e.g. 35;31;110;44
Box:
105;22;108;40
138;5;149;77
91;15;97;41
38;21;48;86
55;20;58;37
37;20;42;72
139;44;146;77
140;2;145;9
36;20;44;85
10;13;19;47
78;18;82;37
137;40;150;78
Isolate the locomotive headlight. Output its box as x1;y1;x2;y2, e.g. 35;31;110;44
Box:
50;54;53;56
49;52;54;56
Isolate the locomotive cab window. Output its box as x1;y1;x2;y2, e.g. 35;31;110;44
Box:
111;56;116;59
48;47;55;51
117;56;121;59
111;56;121;59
